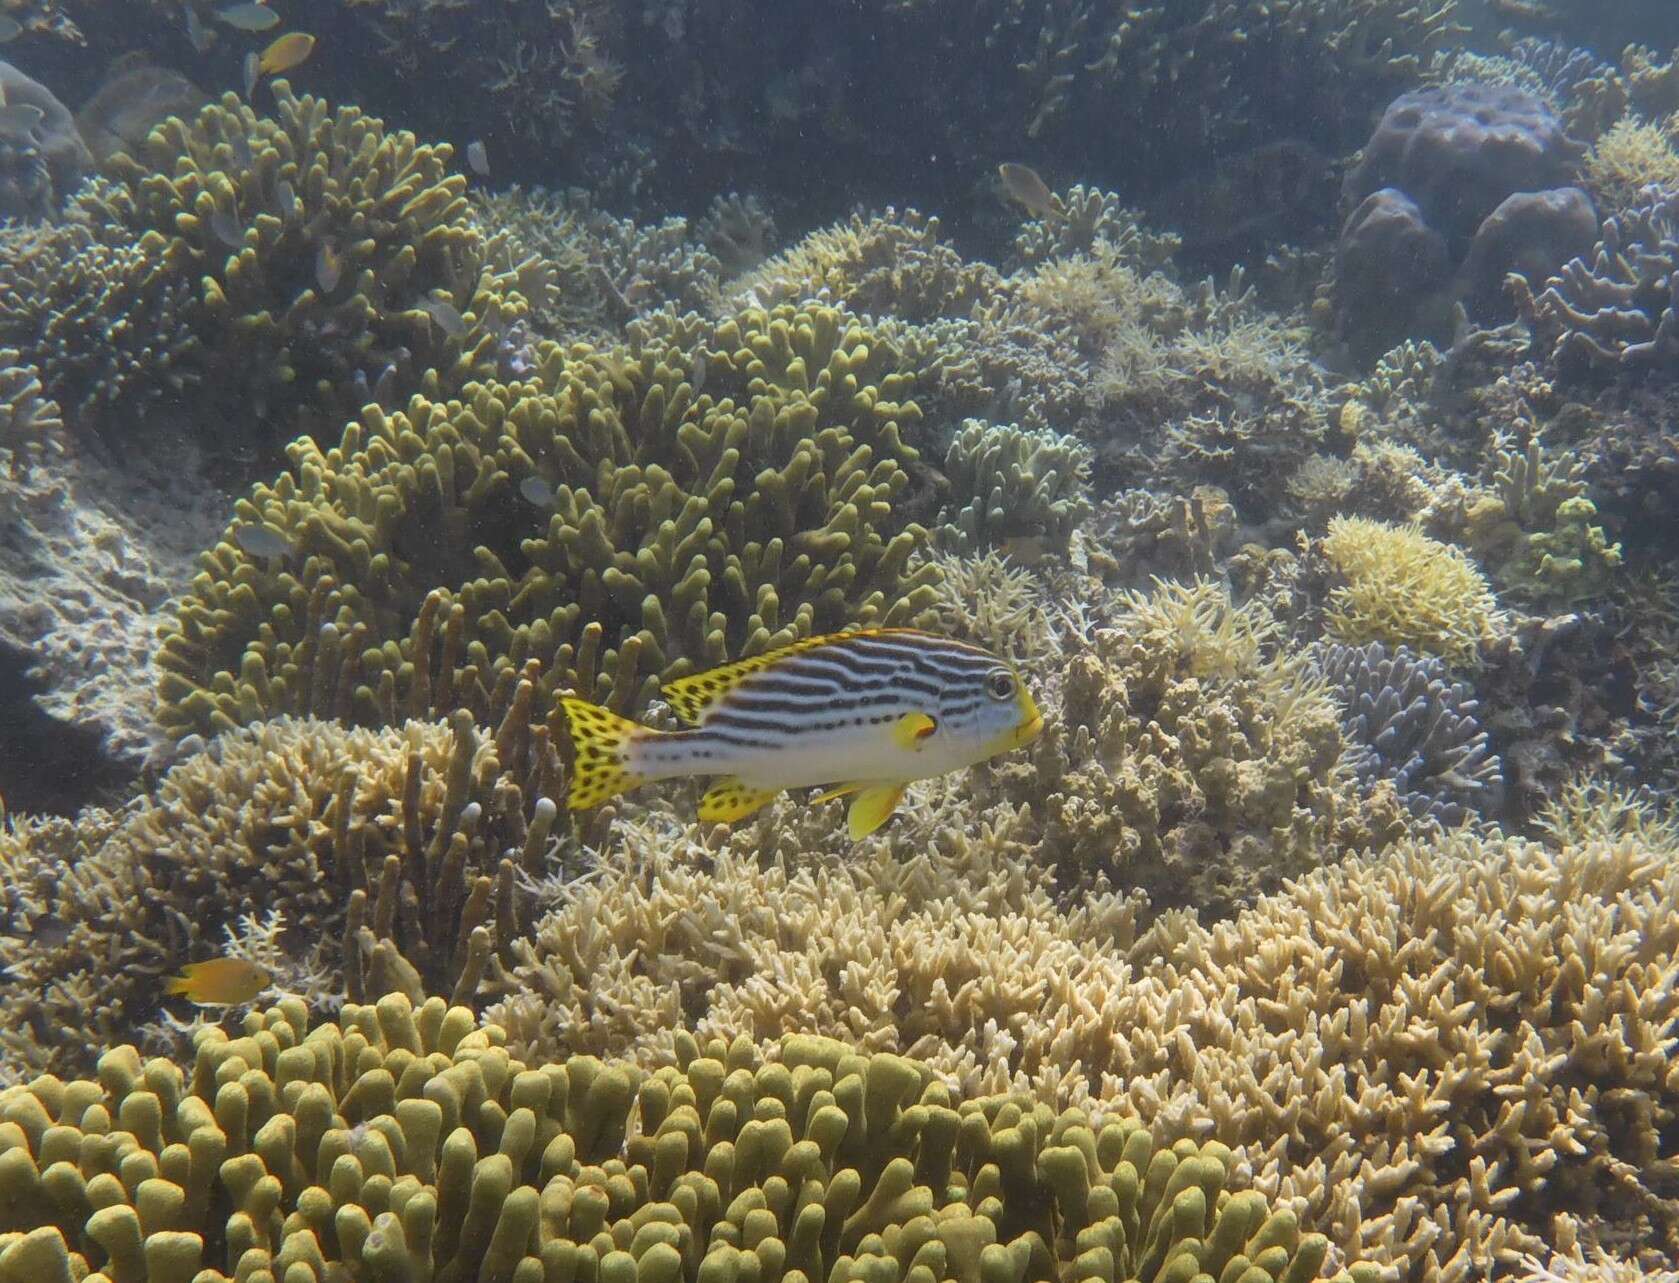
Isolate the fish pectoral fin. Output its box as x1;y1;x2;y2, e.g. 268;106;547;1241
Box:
847;783;908;841
810;781;866;805
698;777;781;824
890;712;937;751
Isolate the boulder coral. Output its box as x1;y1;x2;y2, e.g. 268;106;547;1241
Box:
0;992;1343;1283
157;302;939;740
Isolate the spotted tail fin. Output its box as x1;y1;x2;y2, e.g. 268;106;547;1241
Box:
561;697;652;810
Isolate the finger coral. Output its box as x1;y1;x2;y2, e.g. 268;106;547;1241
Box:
0;714;563;1080
495;800;1679;1282
107;83;531;454
936;420;1092;554
0;990;1341;1283
0;180;200;428
157;301;938;740
1320;516;1501;667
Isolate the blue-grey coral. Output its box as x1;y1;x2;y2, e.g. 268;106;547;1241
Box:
1319;640;1503;826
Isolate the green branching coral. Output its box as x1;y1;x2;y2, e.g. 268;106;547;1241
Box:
0;181;200;428
0;991;1341;1283
1321;517;1502;667
1460;438;1622;606
108;83;531;451
0;715;567;1080
936;420;1092;553
157;301;939;740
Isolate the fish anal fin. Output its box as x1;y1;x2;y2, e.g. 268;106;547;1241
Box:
890;712;937;751
847;783;908;840
561;696;651;810
661;628;909;724
698;777;781;824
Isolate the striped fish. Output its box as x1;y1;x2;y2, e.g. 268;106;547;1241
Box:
562;629;1044;840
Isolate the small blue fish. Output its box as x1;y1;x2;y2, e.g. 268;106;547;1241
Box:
562;629;1043;839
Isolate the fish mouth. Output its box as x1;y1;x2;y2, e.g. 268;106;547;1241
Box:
1015;711;1044;747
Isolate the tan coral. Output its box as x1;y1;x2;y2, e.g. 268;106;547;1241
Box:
494;805;1679;1283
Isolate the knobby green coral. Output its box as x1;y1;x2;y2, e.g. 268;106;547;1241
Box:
157;301;939;740
0;992;1345;1283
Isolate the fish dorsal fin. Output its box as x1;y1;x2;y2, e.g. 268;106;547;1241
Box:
661;629;908;725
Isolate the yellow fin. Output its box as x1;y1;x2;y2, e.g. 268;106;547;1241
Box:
890;711;937;751
562;696;651;810
661;628;899;725
847;783;907;840
810;781;866;805
697;777;780;823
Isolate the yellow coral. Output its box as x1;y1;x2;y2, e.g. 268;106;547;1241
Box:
1321;516;1499;666
1583;116;1679;210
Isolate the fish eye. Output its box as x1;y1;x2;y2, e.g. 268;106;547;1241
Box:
985;669;1015;701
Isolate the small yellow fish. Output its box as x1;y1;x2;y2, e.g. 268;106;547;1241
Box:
258;31;315;76
165;957;271;1006
998;162;1062;221
562;629;1043;840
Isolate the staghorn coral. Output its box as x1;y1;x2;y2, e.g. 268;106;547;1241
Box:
697;191;779;280
0;991;1338;1283
0;714;566;1080
968;578;1394;914
496;810;1679;1282
0;180;200;428
935;420;1092;554
107;83;531;453
1320;516;1501;667
919;549;1055;662
1317;640;1503;827
157;301;939;740
0;351;59;461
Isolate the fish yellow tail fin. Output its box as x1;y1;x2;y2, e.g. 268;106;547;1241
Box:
561;696;652;810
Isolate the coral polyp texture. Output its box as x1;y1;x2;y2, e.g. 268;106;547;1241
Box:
0;991;1342;1283
106;83;531;451
156;301;939;740
495;807;1679;1282
0;714;564;1079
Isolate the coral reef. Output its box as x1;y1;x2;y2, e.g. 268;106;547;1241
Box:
0;991;1338;1283
1335;83;1595;355
496;808;1679;1281
1320;517;1501;666
73;60;207;170
935;420;1092;554
1317;640;1503;826
156;301;938;740
0;180;200;427
108;84;531;452
0;714;562;1079
1517;184;1679;377
969;579;1394;913
745;210;1000;323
